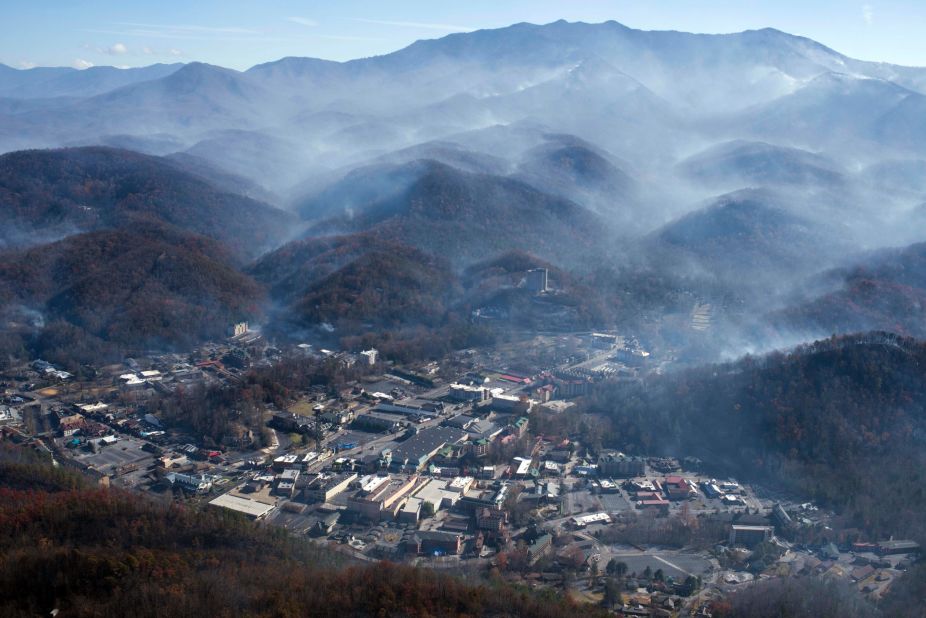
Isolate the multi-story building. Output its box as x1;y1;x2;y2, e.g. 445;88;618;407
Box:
598;451;645;478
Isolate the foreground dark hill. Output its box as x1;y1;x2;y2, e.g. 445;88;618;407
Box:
0;442;593;618
0;147;296;259
0;226;263;362
591;332;926;538
310;160;609;267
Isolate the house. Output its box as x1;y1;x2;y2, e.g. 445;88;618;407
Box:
405;530;463;556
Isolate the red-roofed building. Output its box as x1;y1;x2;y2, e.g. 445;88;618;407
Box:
663;476;696;500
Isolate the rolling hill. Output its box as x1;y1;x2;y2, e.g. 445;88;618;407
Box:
0;146;296;258
771;242;926;338
0;225;264;362
644;189;847;284
308;159;609;267
514;137;636;217
677;140;846;190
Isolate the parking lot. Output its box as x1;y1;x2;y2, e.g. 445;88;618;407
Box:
598;492;632;513
71;436;155;474
602;548;713;580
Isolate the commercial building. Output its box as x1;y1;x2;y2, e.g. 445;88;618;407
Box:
347;474;419;521
491;395;532;415
476;507;508;533
209;493;275;520
405;530;463;556
525;268;549;293
304;472;357;503
509;416;529;437
448;383;489;402
399;497;423;524
663;475;697;500
536;400;575;415
390;427;467;471
598;451;645;478
274;469;300;498
413;478;461;512
458;483;509;513
729;525;774;548
571;512;611;528
360;349;378;365
877;540;920;555
166;472;214;494
528;534;553;565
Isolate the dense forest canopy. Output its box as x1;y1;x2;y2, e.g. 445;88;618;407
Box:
589;332;926;538
0;442;599;618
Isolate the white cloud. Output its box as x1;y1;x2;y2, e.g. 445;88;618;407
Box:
353;18;472;32
863;4;874;25
108;42;128;55
169;48;183;57
72;58;94;70
17;60;37;69
142;46;154;55
286;16;317;27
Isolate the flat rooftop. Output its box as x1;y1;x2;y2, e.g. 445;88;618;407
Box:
209;493;276;519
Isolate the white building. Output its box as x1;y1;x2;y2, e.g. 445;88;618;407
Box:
360;349;378;365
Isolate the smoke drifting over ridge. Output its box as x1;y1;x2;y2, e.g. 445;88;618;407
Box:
2;20;926;362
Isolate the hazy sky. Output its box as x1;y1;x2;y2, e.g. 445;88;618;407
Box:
3;0;925;71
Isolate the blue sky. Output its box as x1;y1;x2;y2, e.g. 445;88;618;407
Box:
2;0;924;70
